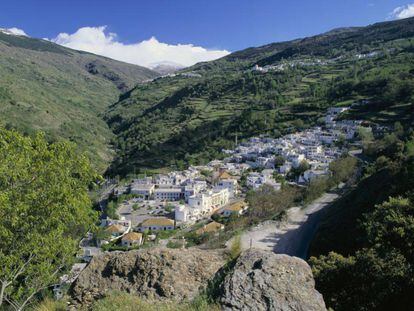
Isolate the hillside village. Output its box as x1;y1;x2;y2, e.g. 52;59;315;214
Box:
54;104;372;296
71;105;369;257
250;49;390;73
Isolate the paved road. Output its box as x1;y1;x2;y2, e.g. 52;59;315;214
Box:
240;192;339;259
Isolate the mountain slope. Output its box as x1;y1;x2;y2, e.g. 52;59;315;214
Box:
0;32;158;171
105;17;414;176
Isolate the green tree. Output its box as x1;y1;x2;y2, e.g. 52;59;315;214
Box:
329;156;358;187
311;196;414;311
289;160;310;180
0;128;98;309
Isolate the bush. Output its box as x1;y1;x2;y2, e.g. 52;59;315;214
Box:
310;196;414;311
228;235;242;261
303;176;331;204
166;240;183;249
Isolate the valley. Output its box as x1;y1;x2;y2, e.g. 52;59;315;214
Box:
1;13;414;311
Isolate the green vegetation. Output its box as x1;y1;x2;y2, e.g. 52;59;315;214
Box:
34;297;67;311
204;185;300;249
90;291;219;311
309;130;414;311
329;156;358;187
288;160;310;181
228;235;242;261
105;17;414;176
310;195;414;311
0;32;157;171
0;128;99;309
106;201;119;219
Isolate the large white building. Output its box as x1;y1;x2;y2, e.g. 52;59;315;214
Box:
187;188;229;215
154;187;183;201
130;183;155;200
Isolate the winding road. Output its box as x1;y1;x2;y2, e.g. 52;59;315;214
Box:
240;191;339;259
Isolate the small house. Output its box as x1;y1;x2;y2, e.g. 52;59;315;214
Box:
220;201;248;217
138;217;175;232
121;232;143;247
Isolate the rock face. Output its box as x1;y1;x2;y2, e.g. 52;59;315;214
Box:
220;249;327;311
71;247;225;306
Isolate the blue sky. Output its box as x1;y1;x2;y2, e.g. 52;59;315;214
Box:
1;0;413;67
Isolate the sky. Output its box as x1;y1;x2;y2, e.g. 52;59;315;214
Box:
1;0;414;68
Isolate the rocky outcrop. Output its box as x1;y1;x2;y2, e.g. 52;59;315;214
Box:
220;249;327;311
72;247;327;310
71;247;225;306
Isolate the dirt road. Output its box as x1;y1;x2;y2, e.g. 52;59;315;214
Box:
240;192;338;259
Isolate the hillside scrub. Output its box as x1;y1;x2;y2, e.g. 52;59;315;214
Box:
310;196;414;311
309;131;414;311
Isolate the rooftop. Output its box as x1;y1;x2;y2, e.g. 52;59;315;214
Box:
140;217;175;227
224;201;247;212
195;221;224;234
131;184;155;190
155;188;182;193
105;224;125;233
121;232;143;241
218;171;233;180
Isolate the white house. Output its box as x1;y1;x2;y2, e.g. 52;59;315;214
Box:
216;179;238;198
220;201;248;217
299;169;329;183
188;193;212;215
211;188;230;211
175;204;203;223
175;205;189;222
291;154;306;168
154;174;175;186
121;232;143;247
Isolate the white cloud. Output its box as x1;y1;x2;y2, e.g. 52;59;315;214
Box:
50;26;230;68
0;27;28;36
391;3;414;19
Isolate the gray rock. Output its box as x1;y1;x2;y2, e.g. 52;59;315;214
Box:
220;249;327;311
71;247;225;307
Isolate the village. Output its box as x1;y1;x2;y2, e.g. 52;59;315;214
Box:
84;106;368;252
53;105;370;297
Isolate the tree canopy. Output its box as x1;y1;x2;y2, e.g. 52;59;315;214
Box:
0;128;99;309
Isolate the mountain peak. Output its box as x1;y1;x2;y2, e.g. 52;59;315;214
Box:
0;27;28;37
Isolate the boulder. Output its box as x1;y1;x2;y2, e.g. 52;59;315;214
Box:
220;249;327;311
71;247;225;306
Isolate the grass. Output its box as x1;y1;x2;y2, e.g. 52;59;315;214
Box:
34;298;67;311
89;291;220;311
